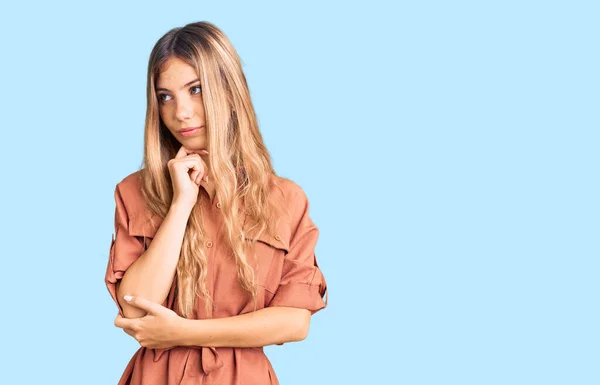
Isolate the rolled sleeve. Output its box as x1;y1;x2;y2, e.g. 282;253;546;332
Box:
104;183;147;318
268;187;328;316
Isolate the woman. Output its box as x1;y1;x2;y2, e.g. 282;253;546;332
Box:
105;21;328;385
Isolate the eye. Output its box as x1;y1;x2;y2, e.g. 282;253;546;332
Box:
157;93;171;103
156;86;200;104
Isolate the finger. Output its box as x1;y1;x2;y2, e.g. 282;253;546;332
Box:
174;145;192;159
174;153;208;182
182;146;209;157
179;155;204;172
190;156;208;181
198;174;208;186
171;157;204;180
189;158;206;181
114;314;133;329
190;169;199;182
190;161;207;183
124;295;159;314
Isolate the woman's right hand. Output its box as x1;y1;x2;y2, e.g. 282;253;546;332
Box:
168;145;209;211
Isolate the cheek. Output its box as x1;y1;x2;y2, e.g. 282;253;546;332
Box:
158;107;175;129
158;105;169;120
193;100;206;117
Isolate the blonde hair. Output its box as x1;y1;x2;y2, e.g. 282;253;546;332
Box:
138;21;284;318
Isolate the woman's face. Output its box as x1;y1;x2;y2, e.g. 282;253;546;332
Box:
156;56;207;150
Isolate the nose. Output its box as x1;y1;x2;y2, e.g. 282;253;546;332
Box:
175;99;194;121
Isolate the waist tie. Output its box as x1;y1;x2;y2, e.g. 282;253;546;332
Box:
153;346;225;383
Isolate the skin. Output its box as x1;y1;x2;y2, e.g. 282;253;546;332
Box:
114;296;310;349
156;56;215;200
113;56;311;349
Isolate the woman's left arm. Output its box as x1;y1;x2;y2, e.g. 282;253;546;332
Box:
175;306;311;348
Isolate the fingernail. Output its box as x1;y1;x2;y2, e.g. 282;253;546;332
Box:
124;295;132;301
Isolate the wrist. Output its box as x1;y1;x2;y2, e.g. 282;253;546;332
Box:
174;317;191;347
176;317;211;347
169;200;193;216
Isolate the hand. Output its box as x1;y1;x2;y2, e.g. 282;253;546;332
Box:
168;145;210;210
113;295;184;350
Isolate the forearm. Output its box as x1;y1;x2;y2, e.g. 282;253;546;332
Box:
117;202;190;318
176;306;311;348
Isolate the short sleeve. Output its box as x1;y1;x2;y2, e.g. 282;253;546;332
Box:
268;187;328;316
104;182;175;320
104;184;147;318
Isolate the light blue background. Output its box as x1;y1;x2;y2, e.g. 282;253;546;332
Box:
0;1;597;384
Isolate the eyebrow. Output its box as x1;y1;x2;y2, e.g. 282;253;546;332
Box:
155;78;200;92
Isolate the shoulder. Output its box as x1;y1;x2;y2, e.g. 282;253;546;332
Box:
117;170;143;192
263;174;315;250
269;174;312;226
114;170;145;219
270;174;309;206
113;169;160;236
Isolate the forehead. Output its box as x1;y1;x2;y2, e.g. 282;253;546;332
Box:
156;57;197;85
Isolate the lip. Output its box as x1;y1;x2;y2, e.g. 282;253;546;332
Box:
178;126;203;136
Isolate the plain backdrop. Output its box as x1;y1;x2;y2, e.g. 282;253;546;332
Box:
0;1;598;384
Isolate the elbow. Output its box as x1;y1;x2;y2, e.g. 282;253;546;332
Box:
121;303;148;319
291;310;311;341
116;282;148;319
294;324;309;341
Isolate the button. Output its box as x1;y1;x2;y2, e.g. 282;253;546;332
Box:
206;241;213;248
216;202;221;209
274;234;281;241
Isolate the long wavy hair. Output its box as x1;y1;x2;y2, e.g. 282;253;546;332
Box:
137;21;285;318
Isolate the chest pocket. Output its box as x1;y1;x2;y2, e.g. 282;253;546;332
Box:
244;226;291;293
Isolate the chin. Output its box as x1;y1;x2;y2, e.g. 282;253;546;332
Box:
181;138;207;151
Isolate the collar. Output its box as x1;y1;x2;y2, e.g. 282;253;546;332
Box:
199;179;217;204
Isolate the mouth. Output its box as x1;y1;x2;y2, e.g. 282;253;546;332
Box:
178;126;203;136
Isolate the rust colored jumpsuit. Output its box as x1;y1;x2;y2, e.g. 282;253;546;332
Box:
104;171;328;385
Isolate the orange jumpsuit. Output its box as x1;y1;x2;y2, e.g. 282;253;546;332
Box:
104;171;328;385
